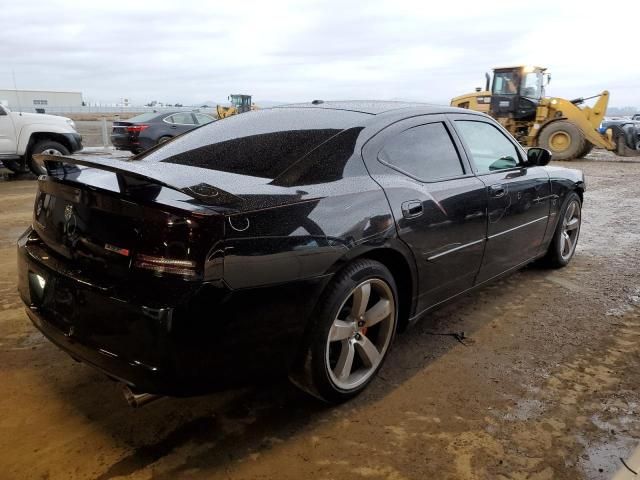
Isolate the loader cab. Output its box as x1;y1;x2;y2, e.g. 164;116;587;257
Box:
490;66;546;121
229;94;252;114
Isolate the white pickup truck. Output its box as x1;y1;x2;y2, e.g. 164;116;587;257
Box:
0;104;82;175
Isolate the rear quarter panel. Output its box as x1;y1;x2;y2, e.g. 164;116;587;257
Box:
222;169;398;289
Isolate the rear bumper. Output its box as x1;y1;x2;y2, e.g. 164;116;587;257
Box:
110;134;155;153
110;133;135;151
17;228;330;396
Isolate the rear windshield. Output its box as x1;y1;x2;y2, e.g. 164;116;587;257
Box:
127;112;161;123
139;108;368;179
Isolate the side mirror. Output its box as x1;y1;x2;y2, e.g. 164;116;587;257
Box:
527;147;552;166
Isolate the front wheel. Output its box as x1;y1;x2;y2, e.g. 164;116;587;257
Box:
542;192;582;268
29;140;70;176
577;142;594;159
290;259;398;403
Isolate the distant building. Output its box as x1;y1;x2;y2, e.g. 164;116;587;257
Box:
0;89;83;112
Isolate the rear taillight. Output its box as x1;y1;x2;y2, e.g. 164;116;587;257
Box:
133;254;198;278
126;124;150;133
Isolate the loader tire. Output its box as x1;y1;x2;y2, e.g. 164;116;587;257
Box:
538;121;586;161
577;142;593;159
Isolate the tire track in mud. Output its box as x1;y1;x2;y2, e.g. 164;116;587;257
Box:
106;258;639;480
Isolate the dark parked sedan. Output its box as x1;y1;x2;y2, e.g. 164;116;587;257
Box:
111;110;215;154
19;101;585;405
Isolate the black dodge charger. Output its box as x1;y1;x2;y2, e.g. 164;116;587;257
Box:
18;101;585;405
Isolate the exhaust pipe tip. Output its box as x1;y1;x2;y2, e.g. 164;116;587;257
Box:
122;385;161;408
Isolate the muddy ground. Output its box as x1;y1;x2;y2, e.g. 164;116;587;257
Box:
0;154;639;480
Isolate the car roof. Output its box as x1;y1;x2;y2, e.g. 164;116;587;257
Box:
274;100;470;116
146;111;213;121
161;111;195;116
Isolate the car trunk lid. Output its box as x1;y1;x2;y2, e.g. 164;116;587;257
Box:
37;153;308;212
32;154;229;282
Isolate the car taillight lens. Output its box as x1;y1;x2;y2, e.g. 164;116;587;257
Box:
133;254;198;278
126;124;149;133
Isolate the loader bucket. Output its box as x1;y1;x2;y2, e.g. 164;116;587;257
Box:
609;123;640;156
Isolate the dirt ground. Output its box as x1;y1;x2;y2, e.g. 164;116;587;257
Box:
0;154;639;480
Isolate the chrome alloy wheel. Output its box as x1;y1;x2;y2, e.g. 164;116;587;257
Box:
32;148;63;174
41;148;63;156
325;278;395;390
560;199;581;261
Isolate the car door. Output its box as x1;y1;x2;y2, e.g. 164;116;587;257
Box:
165;112;197;135
363;115;488;314
0;106;17;154
450;115;551;283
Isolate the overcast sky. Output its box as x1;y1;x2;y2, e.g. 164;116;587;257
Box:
1;0;638;107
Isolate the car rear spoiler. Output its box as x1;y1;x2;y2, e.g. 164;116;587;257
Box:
34;153;244;208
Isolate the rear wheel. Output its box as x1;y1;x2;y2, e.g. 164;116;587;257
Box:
1;158;30;174
29;140;70;176
290;259;398;403
538;121;586;161
157;136;172;145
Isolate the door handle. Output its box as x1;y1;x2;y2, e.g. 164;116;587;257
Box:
170;125;177;129
401;200;423;219
489;184;506;198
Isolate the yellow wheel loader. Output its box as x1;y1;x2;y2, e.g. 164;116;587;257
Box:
451;66;640;160
216;94;256;119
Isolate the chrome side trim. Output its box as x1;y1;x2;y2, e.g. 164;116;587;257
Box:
488;215;548;240
426;238;485;261
409;252;543;323
533;194;558;204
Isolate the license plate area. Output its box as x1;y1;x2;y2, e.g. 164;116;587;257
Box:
28;269;76;335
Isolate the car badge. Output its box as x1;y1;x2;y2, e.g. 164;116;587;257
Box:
64;204;74;221
63;204;77;237
104;243;130;257
35;198;43;217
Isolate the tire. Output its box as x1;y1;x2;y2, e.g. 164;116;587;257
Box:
1;159;30;174
157;136;172;145
577;142;594;159
28;140;70;176
538;121;586;161
289;259;398;403
542;192;582;268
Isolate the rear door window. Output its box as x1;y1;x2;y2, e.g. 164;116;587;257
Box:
169;112;196;125
378;122;464;181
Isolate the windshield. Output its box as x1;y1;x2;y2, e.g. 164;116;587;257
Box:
520;72;543;99
493;71;518;95
230;96;245;107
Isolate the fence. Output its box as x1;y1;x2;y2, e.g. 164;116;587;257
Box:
8;105;219;116
31;106;220;148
